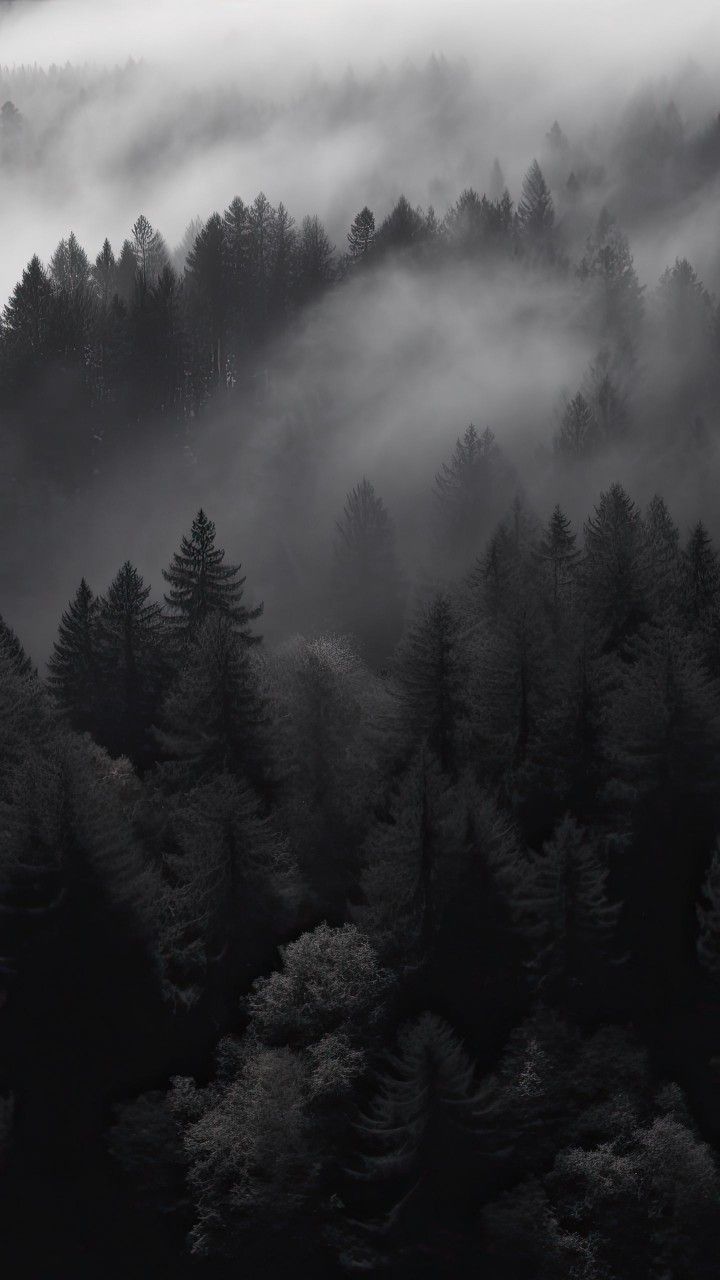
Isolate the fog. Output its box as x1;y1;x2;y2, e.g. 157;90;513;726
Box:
0;0;720;300
2;0;720;662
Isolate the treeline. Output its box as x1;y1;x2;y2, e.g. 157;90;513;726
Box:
3;143;720;511
3;473;720;1274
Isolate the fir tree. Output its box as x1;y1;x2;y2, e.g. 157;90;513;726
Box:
643;494;680;619
1;255;54;370
151;774;297;1008
433;424;509;566
507;813;621;995
47;578;101;734
332;478;404;666
355;753;467;971
681;522;720;626
346;206;376;261
516;160;555;251
392;593;467;774
582;482;649;650
553;392;598;459
185;212;228;389
0;613;34;677
97;561;165;763
163;509;263;643
536;504;581;622
578;210;644;348
92;238;117;307
339;1012;481;1271
156;613;269;789
131;214;168;288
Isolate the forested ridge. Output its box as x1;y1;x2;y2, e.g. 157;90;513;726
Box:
3;72;720;1278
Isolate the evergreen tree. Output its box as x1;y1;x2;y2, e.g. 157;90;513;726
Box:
115;239;138;304
643;494;680;619
155;613;269;789
346;206;375;261
536;504;581;623
1;254;54;372
162;509;263;643
185;212;228;390
47;579;101;735
131;214;168;288
332;478;404;666
433;424;511;566
150;774;297;1008
97;561;164;763
0;613;34;677
578;210;644;349
375;195;427;254
339;1012;481;1272
294;214;335;305
582;348;629;443
392;593;467;774
582;482;649;649
355;753;467;971
507;813;621;996
92;239;117;307
681;522;720;626
553;391;598;459
516;160;555;251
272;633;385;909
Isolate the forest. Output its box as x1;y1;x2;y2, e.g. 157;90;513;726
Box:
2;26;720;1280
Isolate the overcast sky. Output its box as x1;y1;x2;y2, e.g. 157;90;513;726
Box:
0;0;718;305
0;0;718;81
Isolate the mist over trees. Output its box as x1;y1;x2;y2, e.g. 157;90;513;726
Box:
4;30;720;1280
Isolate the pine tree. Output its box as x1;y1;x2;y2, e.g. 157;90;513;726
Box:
115;239;138;304
375;195;427;254
131;214;168;288
49;232;91;295
151;774;297;1008
392;593;467;774
0;613;34;677
162;509;263;643
605;623;720;807
554;392;598;459
643;495;680;619
681;522;720;626
507;814;621;995
433;424;511;566
1;255;54;372
92;238;117;307
346;206;375;261
578;210;644;348
582;483;649;649
156;613;269;789
516;160;555;251
97;561;164;763
355;753;467;970
185;213;228;389
267;202;296;331
332;478;404;666
536;504;581;622
47;579;101;734
271;633;384;909
294;215;335;305
339;1012;481;1271
582;348;629;443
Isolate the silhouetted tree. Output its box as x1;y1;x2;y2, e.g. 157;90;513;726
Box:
163;509;263;643
333;478;404;666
